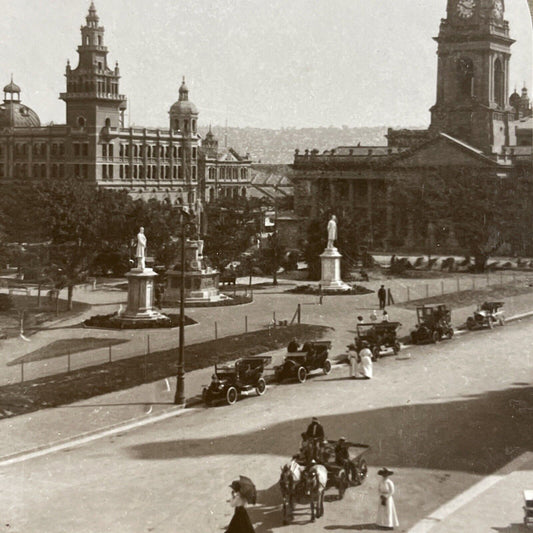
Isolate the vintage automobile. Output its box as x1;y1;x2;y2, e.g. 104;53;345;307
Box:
274;340;332;383
410;304;454;344
202;355;272;405
354;322;402;360
524;490;533;528
466;301;505;330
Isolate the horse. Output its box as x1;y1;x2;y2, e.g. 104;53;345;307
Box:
302;463;327;522
279;465;295;524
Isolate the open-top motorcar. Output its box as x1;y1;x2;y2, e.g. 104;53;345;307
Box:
202;355;272;405
274;340;332;383
410;304;454;344
466;301;505;330
354;322;402;360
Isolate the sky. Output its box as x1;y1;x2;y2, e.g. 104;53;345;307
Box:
1;0;532;129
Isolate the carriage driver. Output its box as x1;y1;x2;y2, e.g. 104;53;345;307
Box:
335;437;356;481
305;417;325;462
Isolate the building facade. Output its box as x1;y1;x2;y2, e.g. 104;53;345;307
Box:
292;0;532;253
0;3;251;207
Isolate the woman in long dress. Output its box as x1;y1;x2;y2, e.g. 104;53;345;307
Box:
226;481;255;533
376;467;399;529
357;344;373;379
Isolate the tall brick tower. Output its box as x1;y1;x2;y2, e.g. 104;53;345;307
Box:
430;0;516;154
60;2;127;131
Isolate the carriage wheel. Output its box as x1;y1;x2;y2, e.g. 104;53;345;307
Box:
466;317;475;330
431;330;441;343
393;341;401;354
297;366;307;383
371;346;380;361
488;317;494;329
355;459;368;485
226;386;238;405
447;327;454;339
256;378;267;396
337;470;347;500
499;316;506;326
323;359;332;375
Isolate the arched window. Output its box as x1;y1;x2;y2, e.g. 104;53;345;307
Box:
105;118;111;128
98;35;102;46
494;58;504;107
77;116;86;128
456;57;474;99
85;35;89;45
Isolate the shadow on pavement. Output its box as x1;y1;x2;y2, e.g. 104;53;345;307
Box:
324;524;385;531
127;385;532;476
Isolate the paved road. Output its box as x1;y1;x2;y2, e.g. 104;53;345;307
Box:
1;319;531;533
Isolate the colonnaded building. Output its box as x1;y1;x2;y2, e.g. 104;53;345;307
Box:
0;3;251;206
292;0;532;253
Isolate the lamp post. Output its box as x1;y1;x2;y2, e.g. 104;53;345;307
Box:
174;211;188;405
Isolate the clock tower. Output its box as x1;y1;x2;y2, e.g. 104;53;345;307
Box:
430;0;516;154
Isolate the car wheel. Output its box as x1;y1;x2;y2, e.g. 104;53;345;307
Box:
226;386;238;405
297;366;307;383
410;332;417;345
447;327;454;338
488;318;494;329
432;330;441;343
372;346;380;361
393;341;401;354
202;388;211;406
466;317;475;330
499;317;505;326
323;359;332;375
256;378;266;396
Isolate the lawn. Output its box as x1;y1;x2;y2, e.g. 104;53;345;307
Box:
0;323;331;418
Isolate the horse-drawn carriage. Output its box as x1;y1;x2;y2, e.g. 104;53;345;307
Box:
279;438;370;524
274;340;332;383
202;355;271;406
355;322;402;360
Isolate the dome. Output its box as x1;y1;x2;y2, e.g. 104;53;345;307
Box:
3;79;21;94
0;102;41;128
169;77;198;116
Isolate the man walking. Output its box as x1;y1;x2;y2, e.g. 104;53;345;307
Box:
378;285;386;310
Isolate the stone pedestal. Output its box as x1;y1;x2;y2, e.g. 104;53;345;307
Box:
120;267;166;323
320;247;351;292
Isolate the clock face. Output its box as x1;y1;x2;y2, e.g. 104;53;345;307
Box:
457;0;476;18
492;0;504;19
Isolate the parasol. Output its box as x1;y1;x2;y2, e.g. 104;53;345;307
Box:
237;475;257;505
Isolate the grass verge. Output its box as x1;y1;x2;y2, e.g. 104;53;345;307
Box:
0;323;331;418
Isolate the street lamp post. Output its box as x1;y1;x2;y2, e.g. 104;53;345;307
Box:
174;213;187;405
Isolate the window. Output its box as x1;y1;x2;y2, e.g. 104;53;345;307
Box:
192;166;197;181
125;145;130;158
109;144;114;157
77;116;86;128
192;147;197;159
456;57;474;99
105;118;111;128
59;144;65;156
173;146;177;158
119;145;124;157
102;144;107;157
73;143;80;157
109;165;113;179
98;35;102;46
82;143;88;157
494;58;504;107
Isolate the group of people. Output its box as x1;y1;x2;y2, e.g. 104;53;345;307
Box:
349;341;373;379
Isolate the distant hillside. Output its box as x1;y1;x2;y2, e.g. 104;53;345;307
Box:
198;125;389;164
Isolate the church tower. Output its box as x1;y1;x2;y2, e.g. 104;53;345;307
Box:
60;3;127;130
430;0;516;154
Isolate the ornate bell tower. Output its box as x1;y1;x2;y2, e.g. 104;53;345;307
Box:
430;0;516;154
60;3;127;130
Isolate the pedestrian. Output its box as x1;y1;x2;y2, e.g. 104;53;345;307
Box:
357;342;373;379
376;468;399;530
369;310;378;322
318;284;323;305
357;315;364;325
349;345;358;378
378;285;386;309
382;310;389;322
226;481;255;533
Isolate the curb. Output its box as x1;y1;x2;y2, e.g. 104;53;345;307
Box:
2;311;532;465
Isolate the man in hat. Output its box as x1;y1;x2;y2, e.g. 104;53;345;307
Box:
305;417;325;461
378;284;386;310
376;468;399;529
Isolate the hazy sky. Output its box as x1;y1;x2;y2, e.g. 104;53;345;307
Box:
1;0;532;129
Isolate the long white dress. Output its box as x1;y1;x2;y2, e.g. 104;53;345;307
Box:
376;478;399;528
357;349;373;378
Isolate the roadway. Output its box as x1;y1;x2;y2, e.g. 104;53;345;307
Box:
1;318;531;532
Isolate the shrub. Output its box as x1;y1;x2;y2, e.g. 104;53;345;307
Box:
0;294;14;312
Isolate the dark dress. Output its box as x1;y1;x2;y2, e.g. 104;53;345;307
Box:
226;506;255;533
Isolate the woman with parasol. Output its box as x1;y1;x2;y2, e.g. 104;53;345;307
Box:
226;476;256;533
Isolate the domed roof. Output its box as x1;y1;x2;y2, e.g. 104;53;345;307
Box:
169;77;198;116
0;102;41;128
3;79;21;94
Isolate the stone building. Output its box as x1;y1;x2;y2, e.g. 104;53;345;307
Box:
292;0;532;253
0;3;249;207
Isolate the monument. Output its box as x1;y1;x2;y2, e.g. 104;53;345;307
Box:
320;215;351;292
119;227;166;323
164;239;226;304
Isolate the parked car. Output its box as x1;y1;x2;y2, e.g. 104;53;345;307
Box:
274;340;332;383
466;301;505;330
410;304;454;344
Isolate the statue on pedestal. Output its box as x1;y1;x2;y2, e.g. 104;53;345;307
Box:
136;226;147;270
327;215;337;249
